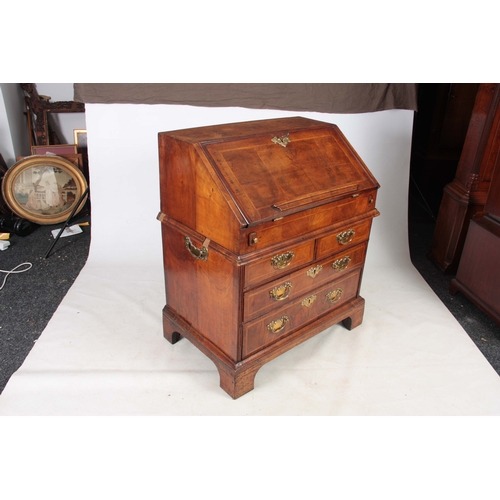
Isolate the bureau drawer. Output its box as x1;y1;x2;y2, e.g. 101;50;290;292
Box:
243;242;367;321
242;269;361;358
240;190;378;253
316;219;372;259
244;239;315;288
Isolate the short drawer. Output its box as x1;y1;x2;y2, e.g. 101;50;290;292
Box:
244;239;315;288
242;269;361;358
243;242;367;321
316;219;373;260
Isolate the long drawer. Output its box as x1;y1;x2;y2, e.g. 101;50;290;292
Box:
242;269;361;358
243;242;367;322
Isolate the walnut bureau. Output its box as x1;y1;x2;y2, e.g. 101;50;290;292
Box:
157;117;380;398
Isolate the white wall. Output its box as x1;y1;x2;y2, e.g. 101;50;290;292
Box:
0;83;30;165
84;103;415;268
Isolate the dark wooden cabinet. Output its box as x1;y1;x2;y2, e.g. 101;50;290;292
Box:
450;125;500;326
157;117;379;398
410;83;480;219
429;84;500;273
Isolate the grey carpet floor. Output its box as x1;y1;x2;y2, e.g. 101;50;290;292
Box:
0;217;90;393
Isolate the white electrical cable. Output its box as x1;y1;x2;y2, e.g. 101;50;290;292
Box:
0;262;33;291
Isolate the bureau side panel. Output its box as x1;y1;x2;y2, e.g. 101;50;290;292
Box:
159;135;244;253
161;223;240;362
159;135;197;230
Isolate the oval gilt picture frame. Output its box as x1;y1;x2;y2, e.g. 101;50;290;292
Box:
1;155;88;225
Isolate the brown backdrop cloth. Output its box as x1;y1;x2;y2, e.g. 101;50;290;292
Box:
73;83;417;114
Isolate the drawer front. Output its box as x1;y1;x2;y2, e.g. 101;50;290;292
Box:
244;239;315;288
316;219;372;260
242;269;361;358
240;190;377;253
243;242;367;321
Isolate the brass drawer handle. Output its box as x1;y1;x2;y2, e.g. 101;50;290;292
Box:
184;236;209;261
301;294;317;307
326;288;343;303
332;256;351;272
269;281;292;301
271;251;295;269
336;229;355;245
267;316;289;333
306;265;323;278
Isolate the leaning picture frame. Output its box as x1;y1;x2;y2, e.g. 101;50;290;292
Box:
31;144;78;156
1;155;88;225
73;129;87;151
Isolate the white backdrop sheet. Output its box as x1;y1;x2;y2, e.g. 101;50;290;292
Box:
1;105;500;415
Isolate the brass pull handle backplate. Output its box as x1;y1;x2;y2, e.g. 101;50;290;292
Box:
267;316;289;333
336;229;355;245
271;251;295;269
301;295;317;308
326;288;343;303
269;281;293;301
271;133;290;148
184;236;209;261
306;265;323;278
332;256;351;272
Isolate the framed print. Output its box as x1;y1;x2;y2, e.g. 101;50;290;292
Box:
1;155;88;225
31;144;78;156
15;154;83;171
73;129;87;150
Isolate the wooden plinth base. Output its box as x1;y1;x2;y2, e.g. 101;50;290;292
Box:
162;297;365;399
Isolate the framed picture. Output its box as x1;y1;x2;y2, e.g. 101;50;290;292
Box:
31;144;78;156
16;154;83;171
1;155;88;225
73;129;87;150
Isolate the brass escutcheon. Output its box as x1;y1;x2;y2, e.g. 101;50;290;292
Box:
332;256;351;272
306;265;323;278
267;316;289;333
301;294;317;308
271;251;295;269
326;288;343;303
271;132;291;148
269;281;292;301
336;229;355;245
